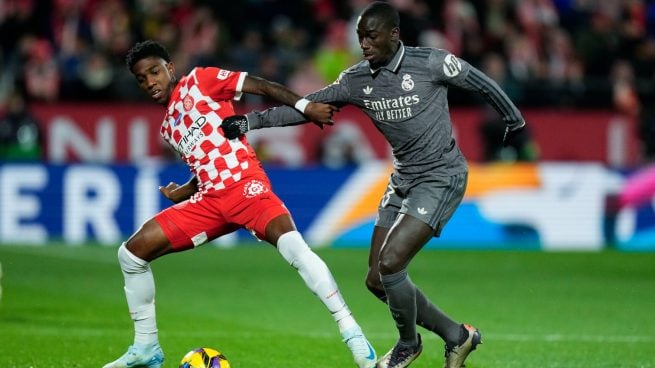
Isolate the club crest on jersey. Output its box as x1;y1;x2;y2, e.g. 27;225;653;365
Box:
243;179;269;198
363;86;373;94
401;74;414;91
183;95;194;111
443;54;462;77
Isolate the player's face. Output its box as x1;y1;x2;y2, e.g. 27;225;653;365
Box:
131;56;176;105
356;15;399;69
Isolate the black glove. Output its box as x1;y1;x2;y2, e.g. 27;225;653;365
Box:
221;115;249;140
503;124;525;147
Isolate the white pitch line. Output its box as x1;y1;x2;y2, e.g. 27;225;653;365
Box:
0;246;119;265
282;330;655;344
480;333;655;343
17;326;655;344
155;331;655;343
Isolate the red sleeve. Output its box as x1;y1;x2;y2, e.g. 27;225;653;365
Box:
192;67;247;101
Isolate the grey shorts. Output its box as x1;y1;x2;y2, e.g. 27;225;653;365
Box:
375;172;468;237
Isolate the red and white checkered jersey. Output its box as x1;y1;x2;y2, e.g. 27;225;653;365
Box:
160;67;262;193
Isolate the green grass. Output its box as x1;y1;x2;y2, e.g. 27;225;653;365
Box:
0;244;654;368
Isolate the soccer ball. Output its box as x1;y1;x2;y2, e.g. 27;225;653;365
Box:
179;347;230;368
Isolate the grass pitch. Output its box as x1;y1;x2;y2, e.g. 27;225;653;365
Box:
0;244;654;368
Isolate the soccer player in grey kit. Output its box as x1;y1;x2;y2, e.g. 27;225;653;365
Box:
222;2;526;368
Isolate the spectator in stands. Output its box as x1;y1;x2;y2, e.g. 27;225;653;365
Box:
22;37;60;102
76;50;116;101
177;5;223;72
608;59;650;164
2;0;655;151
228;28;265;76
0;88;42;160
478;53;538;162
0;0;42;59
269;15;309;79
314;19;356;84
610;59;641;118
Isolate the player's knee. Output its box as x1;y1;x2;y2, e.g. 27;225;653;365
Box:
118;242;149;274
277;230;311;267
378;250;404;275
365;274;385;300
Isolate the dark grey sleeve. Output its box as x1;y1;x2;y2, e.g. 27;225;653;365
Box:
430;49;524;131
246;75;352;130
245;105;305;130
458;67;525;131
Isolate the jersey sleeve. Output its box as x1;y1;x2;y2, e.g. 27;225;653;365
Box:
429;49;524;130
246;73;351;129
193;67;248;101
428;49;472;85
307;71;352;105
246;105;305;129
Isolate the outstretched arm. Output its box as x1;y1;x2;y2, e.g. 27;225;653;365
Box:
459;67;525;132
159;176;198;203
241;75;337;125
461;68;526;146
222;78;351;139
434;50;526;146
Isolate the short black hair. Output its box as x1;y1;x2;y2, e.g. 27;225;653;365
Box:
125;40;171;70
361;1;400;29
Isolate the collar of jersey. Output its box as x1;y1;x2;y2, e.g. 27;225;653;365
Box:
166;77;185;112
369;41;405;75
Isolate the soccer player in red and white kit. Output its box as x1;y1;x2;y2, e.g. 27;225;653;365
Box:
102;40;377;368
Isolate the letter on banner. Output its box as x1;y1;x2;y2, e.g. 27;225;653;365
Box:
64;166;121;244
0;165;48;244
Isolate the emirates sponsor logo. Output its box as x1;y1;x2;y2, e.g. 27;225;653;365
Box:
363;95;420;121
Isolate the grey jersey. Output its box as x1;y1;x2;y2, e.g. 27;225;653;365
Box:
247;43;524;184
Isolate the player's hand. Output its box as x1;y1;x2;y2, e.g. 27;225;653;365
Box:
304;102;337;129
159;182;185;203
221;115;249;140
503;123;526;147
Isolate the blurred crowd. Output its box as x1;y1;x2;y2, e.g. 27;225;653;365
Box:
1;0;655;161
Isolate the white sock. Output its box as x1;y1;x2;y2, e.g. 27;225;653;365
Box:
277;231;356;333
118;243;158;345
